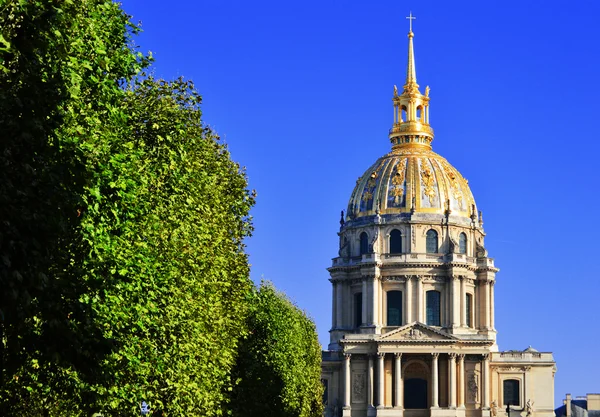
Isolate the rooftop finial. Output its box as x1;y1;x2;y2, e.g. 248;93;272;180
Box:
406;11;416;33
405;12;418;90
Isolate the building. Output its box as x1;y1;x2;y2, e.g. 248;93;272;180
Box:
321;18;556;417
555;394;600;417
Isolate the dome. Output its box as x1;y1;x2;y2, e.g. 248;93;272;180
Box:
347;146;476;220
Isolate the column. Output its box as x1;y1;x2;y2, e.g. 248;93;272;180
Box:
362;279;368;326
490;281;495;330
368;355;374;408
405;277;413;323
344;353;351;408
482;280;490;329
452;277;460;329
458;354;465;408
431;353;439;408
416;276;424;323
449;353;457;408
377;353;385;408
332;282;337;328
336;281;343;328
371;276;378;327
482;354;490;409
426;105;430;123
460;278;466;327
394;353;403;408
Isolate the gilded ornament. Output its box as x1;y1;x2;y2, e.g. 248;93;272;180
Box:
419;158;436;205
362;191;373;202
391;158;407;203
441;160;464;210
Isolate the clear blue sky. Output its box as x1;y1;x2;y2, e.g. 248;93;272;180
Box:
122;0;600;407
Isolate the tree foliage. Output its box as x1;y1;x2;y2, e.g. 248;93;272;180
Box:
0;1;254;415
231;282;324;417
0;1;323;416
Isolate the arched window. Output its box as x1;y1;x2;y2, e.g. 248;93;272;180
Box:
459;233;467;254
387;291;403;326
416;105;423;121
426;290;441;326
503;379;520;406
465;293;473;328
354;292;363;328
390;229;402;254
359;232;369;255
426;229;438;253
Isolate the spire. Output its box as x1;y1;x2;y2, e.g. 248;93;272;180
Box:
388;12;434;150
405;12;418;92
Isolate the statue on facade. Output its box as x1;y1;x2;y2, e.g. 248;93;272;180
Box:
491;401;497;417
425;85;430;97
339;210;345;227
394;84;398;96
526;400;534;417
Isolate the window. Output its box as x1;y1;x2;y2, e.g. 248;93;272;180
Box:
390;229;402;254
426;290;441;326
354;292;363;328
360;232;369;255
503;379;520;406
387;291;403;326
466;293;473;328
426;229;438;253
322;379;329;405
459;233;467;254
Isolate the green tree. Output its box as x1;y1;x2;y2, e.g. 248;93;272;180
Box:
0;1;254;415
231;282;324;417
0;0;146;414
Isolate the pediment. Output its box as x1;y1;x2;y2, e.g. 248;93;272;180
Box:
378;322;458;342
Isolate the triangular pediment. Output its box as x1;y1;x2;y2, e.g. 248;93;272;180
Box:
378;322;458;342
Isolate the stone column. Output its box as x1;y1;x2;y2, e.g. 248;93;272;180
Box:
406;276;413;323
368;355;374;408
394;353;403;409
451;276;460;328
490;281;495;330
344;353;351;408
431;353;439;408
362;279;368;326
332;281;337;328
482;280;490;329
336;281;343;328
377;353;385;408
460;278;466;327
458;354;465;408
371;276;378;327
416;276;424;323
482;354;490;409
449;353;457;408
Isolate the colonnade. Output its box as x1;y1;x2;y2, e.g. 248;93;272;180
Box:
342;352;490;411
331;276;495;330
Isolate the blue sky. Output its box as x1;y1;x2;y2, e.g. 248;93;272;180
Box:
121;0;600;406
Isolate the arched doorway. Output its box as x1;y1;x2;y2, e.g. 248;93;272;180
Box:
403;361;429;409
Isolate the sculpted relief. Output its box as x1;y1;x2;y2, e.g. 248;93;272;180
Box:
352;371;366;403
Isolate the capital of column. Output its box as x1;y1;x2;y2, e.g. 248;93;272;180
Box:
344;353;352;360
482;353;490;361
432;352;440;360
377;352;385;359
457;354;465;361
448;352;457;360
394;352;403;359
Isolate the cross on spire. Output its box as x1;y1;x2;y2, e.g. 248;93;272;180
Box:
406;12;416;32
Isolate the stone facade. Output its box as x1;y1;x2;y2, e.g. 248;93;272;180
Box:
321;20;556;417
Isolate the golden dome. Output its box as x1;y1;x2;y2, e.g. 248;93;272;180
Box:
347;146;476;220
346;23;477;222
